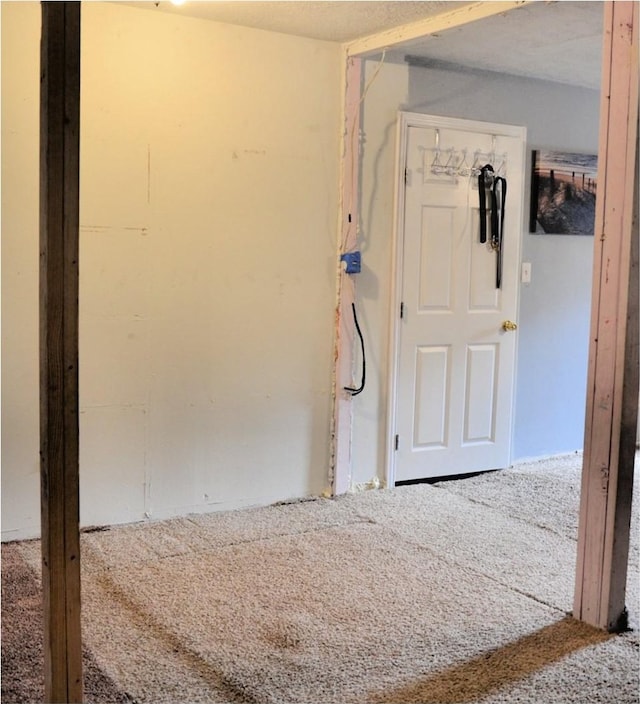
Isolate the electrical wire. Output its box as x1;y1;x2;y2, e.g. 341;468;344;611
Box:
360;48;387;104
342;49;387;251
340;53;385;398
344;302;366;396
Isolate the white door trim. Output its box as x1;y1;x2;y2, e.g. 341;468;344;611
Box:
385;111;526;488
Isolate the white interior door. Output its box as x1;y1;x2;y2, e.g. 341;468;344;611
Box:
391;114;526;483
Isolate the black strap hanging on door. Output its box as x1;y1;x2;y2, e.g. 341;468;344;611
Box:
477;164;494;244
478;164;507;289
491;176;507;289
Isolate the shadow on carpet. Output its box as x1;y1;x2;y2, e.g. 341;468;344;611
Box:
368;616;611;703
1;542;131;704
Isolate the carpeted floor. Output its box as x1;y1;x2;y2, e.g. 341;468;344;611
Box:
2;453;639;703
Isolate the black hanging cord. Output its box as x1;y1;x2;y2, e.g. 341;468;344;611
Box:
478;164;494;244
491;176;507;289
479;164;507;289
344;302;366;396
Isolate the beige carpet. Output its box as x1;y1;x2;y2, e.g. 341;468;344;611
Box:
3;453;639;703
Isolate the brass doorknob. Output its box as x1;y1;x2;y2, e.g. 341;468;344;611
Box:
502;320;518;332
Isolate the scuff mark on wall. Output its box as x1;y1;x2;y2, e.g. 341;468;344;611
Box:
81;225;148;235
81;403;147;410
231;148;267;159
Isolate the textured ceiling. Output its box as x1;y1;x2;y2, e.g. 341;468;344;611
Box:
124;1;473;42
395;1;603;90
122;1;604;90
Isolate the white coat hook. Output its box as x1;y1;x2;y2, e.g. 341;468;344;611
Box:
431;150;443;174
457;148;470;177
471;150;484;177
497;152;508;176
443;148;456;175
430;129;443;174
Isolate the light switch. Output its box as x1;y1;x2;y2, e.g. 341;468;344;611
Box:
521;262;532;284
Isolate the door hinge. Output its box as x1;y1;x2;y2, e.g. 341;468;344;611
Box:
400;302;405;319
405;168;411;186
395;434;399;451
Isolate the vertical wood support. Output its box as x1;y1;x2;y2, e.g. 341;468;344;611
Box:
574;0;639;632
40;2;83;700
331;54;362;495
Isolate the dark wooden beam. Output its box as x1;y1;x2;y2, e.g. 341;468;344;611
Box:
40;2;83;700
574;0;638;632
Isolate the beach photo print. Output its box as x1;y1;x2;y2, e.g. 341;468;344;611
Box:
529;149;598;235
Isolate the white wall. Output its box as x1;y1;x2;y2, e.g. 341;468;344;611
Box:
351;58;600;485
1;3;603;538
2;2;341;540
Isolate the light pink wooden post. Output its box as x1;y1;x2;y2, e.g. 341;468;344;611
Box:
574;0;639;631
331;56;362;495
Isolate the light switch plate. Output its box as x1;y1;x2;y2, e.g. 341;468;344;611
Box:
521;262;532;284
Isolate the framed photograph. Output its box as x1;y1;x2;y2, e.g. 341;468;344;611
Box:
529;150;598;235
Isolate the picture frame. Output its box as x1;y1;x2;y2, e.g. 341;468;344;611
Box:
529;149;598;235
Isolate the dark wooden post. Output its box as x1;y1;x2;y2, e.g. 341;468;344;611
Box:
574;0;638;632
40;2;83;700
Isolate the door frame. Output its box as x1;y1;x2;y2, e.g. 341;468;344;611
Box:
385;111;526;488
